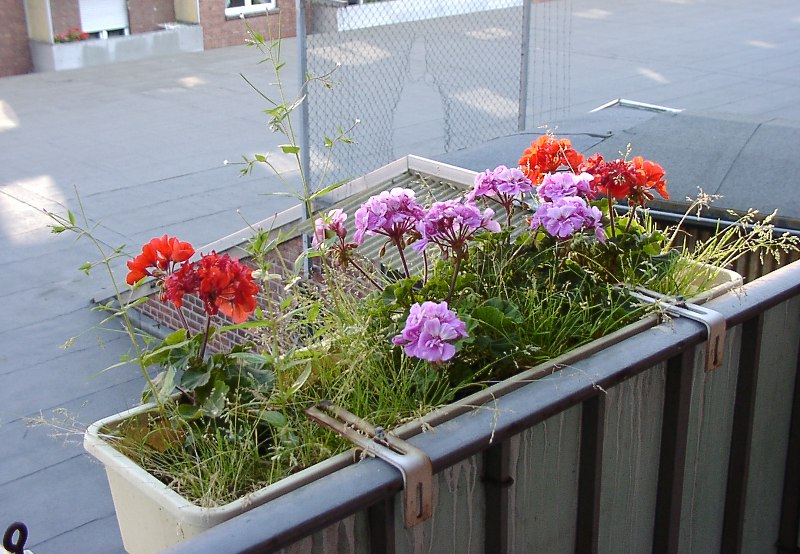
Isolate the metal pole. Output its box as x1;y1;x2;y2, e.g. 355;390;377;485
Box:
296;0;312;275
296;0;311;202
517;0;532;132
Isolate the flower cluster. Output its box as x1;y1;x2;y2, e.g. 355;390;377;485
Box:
126;235;195;284
530;172;605;242
127;236;259;324
531;195;605;242
517;134;585;185
54;28;90;43
353;187;425;245
392;301;468;363
413;198;500;256
312;133;671;365
312;208;348;249
579;153;669;207
468;165;532;224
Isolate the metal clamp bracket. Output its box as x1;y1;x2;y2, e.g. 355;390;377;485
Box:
624;286;726;372
304;401;433;527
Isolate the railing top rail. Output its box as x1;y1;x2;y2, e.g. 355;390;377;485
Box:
165;260;800;554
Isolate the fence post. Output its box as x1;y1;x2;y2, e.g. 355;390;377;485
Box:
517;0;532;132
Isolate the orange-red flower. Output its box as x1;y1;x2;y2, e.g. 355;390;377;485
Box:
162;263;199;309
579;154;669;207
196;252;259;323
518;134;585;184
633;156;669;200
126;235;194;285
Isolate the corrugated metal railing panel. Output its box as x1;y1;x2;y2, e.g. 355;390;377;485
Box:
741;297;800;551
166;261;800;554
508;407;581;553
679;328;740;553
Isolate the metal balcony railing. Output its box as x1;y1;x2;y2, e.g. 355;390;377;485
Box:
165;258;800;554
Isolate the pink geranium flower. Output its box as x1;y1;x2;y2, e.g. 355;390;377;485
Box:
353;187;425;245
530;195;606;242
312;208;348;249
413;198;500;255
392;301;468;363
536;172;596;202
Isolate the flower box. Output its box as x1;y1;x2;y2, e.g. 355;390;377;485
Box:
83;155;744;553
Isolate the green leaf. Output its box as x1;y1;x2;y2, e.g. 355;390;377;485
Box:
164;328;189;345
78;262;92;275
176;403;201;420
200;381;229;418
255;410;287;427
180;367;211;390
288;363;312;396
148;367;176;403
279;144;301;154
67;210;76;225
250;30;265;44
229;352;272;370
255;153;268;163
473;299;523;331
308;179;348;201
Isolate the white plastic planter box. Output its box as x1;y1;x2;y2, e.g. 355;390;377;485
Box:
84;157;744;553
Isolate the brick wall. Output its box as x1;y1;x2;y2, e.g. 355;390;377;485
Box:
50;0;81;36
0;0;33;76
128;0;177;34
199;0;297;50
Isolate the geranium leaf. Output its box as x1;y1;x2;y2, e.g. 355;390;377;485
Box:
255;410;287;427
180;367;211;390
200;381;229;418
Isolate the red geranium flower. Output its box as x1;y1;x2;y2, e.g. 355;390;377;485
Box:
580;154;638;200
518;134;585;185
579;154;669;207
196;252;259;323
162;263;200;309
126;235;194;285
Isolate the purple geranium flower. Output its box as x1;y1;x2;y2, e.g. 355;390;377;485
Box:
312;208;348;249
536;172;596;202
353;187;425;245
530;195;606;242
392;301;468;363
413;198;501;254
467;165;533;201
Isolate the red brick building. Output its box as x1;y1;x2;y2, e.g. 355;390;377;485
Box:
1;0;298;77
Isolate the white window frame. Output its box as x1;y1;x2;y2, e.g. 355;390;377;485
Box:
225;0;277;18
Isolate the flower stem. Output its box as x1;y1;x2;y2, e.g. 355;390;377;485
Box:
607;192;617;239
348;258;383;290
395;241;412;280
199;316;212;360
445;252;463;304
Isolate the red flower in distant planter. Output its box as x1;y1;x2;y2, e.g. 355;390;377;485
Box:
196;252;259;323
54;28;91;43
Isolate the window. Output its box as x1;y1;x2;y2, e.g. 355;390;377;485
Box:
79;0;129;35
225;0;276;18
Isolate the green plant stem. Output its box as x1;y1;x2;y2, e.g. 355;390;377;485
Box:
199;317;212;360
607;192;617;239
445;253;463;304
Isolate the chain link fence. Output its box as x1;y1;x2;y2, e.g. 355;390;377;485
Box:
299;0;540;194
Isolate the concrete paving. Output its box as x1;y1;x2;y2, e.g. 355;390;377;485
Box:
1;0;798;551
